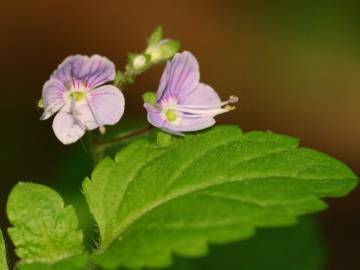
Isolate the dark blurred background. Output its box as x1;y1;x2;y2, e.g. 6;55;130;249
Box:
0;1;359;269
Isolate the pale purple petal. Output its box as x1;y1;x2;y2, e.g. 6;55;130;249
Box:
156;61;171;99
81;55;116;88
144;104;183;136
50;55;116;89
40;79;67;120
160;111;215;133
87;85;125;126
50;55;85;85
157;51;199;102
73;103;98;130
144;103;166;129
173;117;215;132
52;111;85;145
182;83;221;107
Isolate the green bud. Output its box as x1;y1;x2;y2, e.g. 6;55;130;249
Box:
127;53;151;74
132;54;146;70
142;92;157;106
147;26;163;47
146;39;180;64
157;130;173;148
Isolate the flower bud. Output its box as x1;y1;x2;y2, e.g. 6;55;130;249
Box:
133;54;146;70
146;39;180;64
127;53;151;74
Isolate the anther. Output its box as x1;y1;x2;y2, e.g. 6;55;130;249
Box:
228;95;239;104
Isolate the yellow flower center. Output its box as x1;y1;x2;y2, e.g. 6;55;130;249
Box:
165;109;177;122
69;91;85;102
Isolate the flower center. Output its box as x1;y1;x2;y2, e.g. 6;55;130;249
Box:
165;109;177;122
69;91;86;103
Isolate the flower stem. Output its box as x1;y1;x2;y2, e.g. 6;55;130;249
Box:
89;125;153;164
95;125;153;147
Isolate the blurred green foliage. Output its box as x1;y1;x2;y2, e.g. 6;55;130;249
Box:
165;217;326;270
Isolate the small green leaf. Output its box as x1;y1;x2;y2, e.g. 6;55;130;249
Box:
142;92;157;106
7;183;84;264
83;126;357;269
0;230;8;270
147;26;163;46
114;70;125;87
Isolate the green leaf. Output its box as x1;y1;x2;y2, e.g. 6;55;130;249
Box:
7;183;84;264
165;217;326;270
83;126;357;269
16;255;88;270
0;230;8;270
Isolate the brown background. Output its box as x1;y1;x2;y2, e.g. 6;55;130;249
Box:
0;1;359;269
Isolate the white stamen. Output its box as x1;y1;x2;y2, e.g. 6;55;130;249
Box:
180;107;235;118
163;95;238;120
168;95;238;110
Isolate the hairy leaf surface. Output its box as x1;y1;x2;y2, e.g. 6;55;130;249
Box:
83;126;357;269
7;183;84;265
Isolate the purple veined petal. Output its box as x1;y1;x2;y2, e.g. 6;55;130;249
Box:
80;55;116;88
182;83;221;107
156;60;171;99
40;79;67;120
50;55;86;85
147;83;220;134
87;85;125;126
52;111;85;145
50;55;116;89
157;51;200;102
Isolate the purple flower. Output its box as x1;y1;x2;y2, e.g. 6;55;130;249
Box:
41;55;125;144
144;51;238;135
